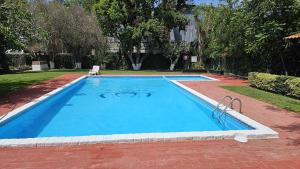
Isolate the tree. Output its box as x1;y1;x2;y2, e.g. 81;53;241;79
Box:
62;0;98;12
156;0;189;71
30;0;106;68
0;0;41;72
242;0;300;74
94;0;156;70
94;0;189;70
164;41;189;71
193;5;216;66
198;0;300;76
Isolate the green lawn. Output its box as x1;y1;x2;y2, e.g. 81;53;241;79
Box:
0;69;87;96
222;86;300;113
0;69;193;96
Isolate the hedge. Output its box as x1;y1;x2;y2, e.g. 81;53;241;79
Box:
248;72;300;99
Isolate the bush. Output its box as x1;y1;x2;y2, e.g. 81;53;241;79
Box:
274;76;293;94
248;72;300;99
248;72;277;92
285;78;300;98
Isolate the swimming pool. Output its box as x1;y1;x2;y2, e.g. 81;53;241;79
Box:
0;75;278;146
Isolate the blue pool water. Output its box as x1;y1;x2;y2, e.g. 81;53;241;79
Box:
0;76;253;139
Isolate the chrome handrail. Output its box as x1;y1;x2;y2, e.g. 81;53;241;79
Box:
212;95;233;118
231;98;242;113
212;96;243;126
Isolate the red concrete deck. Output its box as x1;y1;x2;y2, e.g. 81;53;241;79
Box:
0;74;300;169
0;74;83;116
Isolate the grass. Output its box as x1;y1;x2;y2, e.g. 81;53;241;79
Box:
222;86;300;113
0;69;194;96
0;69;87;96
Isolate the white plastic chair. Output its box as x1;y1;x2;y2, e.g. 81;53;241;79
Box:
88;65;100;75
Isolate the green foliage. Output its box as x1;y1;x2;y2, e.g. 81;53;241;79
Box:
285;78;300;98
164;42;188;59
248;72;300;98
94;0;159;69
192;5;216;64
248;72;278;92
163;41;190;70
198;0;300;75
0;69;86;96
94;0;189;70
0;0;42;71
191;61;205;70
222;86;300;112
155;0;189;70
63;0;99;11
156;0;188;39
30;1;106;65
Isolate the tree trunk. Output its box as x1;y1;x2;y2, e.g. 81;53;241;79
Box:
198;32;203;65
128;45;143;70
0;46;9;73
280;55;288;75
170;63;175;71
169;56;180;71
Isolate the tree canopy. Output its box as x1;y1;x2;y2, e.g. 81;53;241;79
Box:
0;0;41;72
1;0;299;75
30;0;106;68
193;0;300;75
94;0;189;70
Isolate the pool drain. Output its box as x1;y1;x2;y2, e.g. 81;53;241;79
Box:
234;133;248;143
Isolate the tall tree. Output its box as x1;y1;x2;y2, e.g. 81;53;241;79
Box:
199;0;300;75
0;0;41;72
243;0;300;74
94;0;154;70
94;0;189;70
193;5;216;66
30;0;106;67
156;0;189;71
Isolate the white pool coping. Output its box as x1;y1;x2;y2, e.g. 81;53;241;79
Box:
95;74;219;81
0;75;278;147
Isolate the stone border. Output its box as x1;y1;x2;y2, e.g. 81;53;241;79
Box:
96;74;219;81
0;75;278;147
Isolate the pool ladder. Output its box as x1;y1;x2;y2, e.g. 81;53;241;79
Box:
212;96;242;126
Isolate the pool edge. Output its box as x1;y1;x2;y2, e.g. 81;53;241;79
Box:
0;74;278;147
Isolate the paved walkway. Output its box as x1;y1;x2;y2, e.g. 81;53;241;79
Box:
0;74;83;116
0;74;300;169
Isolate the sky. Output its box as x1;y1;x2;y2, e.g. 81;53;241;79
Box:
193;0;220;5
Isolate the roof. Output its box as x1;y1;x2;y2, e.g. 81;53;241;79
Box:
284;33;300;40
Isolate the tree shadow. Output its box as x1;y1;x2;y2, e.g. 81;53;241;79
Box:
272;123;300;146
0;78;73;115
264;105;300;146
264;105;300;117
264;105;286;112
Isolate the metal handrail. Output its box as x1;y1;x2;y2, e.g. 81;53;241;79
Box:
212;96;243;126
218;98;242;124
217;101;233;127
212;95;233;118
231;98;242;113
